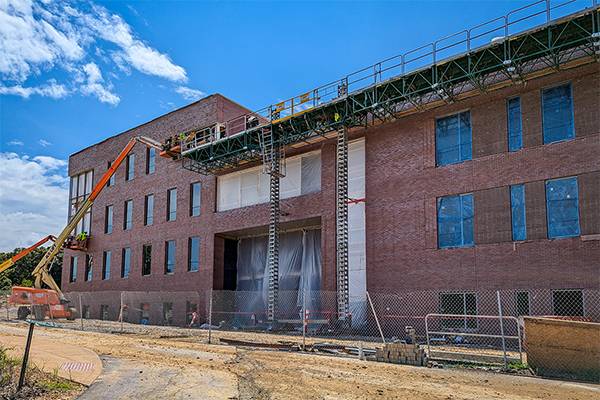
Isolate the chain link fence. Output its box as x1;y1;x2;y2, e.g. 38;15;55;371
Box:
2;287;598;380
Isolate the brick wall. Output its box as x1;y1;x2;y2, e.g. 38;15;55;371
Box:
63;63;599;296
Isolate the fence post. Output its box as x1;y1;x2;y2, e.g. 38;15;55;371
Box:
208;289;213;344
79;293;84;331
17;322;35;391
302;288;306;351
120;291;124;333
366;291;385;344
6;294;10;320
496;290;508;370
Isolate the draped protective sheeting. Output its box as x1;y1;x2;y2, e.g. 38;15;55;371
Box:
236;229;322;319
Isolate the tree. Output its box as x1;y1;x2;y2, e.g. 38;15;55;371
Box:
0;248;63;291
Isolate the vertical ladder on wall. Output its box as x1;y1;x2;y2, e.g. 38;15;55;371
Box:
336;126;350;320
260;125;285;322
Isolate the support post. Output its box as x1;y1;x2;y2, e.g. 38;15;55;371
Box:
79;293;84;331
336;127;349;320
497;291;508;370
17;323;35;391
208;289;213;344
120;291;124;333
302;289;307;351
366;291;385;344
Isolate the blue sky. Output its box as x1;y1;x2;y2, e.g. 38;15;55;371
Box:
0;0;589;250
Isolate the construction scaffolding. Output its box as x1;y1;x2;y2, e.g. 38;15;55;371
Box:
167;0;600;324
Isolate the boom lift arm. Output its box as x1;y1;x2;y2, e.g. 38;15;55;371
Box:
30;136;165;300
0;235;57;275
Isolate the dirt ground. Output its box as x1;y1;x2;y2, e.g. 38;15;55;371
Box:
0;321;598;400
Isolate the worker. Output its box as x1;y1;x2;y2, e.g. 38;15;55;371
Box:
189;310;199;328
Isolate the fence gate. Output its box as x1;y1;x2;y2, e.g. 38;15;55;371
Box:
425;314;522;367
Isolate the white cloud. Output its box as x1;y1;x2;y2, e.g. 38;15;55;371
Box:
175;86;205;101
0;81;68;99
80;62;119;105
0;152;69;251
7;140;24;146
0;0;189;103
38;139;52;147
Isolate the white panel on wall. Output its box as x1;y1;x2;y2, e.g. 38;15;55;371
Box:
217;150;321;212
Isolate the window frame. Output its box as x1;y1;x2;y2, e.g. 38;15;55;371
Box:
438;292;478;331
123;199;133;230
190;182;201;217
437;193;475;249
545;176;580;239
146;147;156;175
121;247;131;279
106;160;115;187
125;153;135;181
510;184;527;241
435;110;472;167
167;188;177;222
105;205;113;234
164;240;175;274
144;194;154;226
515;291;530;316
84;254;92;282
188;236;200;272
142;244;152;276
552;289;584;317
102;250;111;280
69;256;78;283
541;82;575;144
69;170;93;236
507;96;523;152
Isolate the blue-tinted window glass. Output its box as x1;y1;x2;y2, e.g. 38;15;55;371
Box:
510;184;527;241
546;177;580;238
102;251;111;280
542;84;574;144
436;111;472;166
165;240;175;274
188;237;200;272
122;248;131;278
437;193;474;248
507;97;523;151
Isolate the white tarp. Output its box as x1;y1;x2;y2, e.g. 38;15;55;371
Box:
217;150;321;211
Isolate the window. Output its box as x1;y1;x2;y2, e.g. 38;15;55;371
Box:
439;292;477;330
435;111;472;166
100;305;109;321
167;188;177;221
121;247;131;278
126;154;135;181
507;97;523;151
69;256;78;283
105;205;113;234
84;254;92;282
188;236;200;272
82;305;90;319
144;194;154;226
552;290;584;316
437;193;474;248
164;240;175;274
510;185;527;241
102;250;111;280
186;301;198;325
107;161;115;187
146;147;155;174
142;245;152;276
542;83;574;144
515;291;530;316
546;177;580;239
69;170;93;236
123;200;133;230
162;302;173;325
190;182;201;217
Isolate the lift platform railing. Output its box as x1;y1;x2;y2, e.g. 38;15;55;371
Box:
179;0;598;156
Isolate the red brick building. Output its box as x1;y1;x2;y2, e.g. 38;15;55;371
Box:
62;8;599;324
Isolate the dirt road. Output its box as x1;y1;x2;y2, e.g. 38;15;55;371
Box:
0;322;597;400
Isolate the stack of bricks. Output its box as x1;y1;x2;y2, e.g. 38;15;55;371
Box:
375;342;428;366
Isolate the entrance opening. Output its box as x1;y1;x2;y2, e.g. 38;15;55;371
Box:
223;239;238;290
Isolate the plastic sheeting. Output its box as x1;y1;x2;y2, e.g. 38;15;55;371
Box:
235;229;322;319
